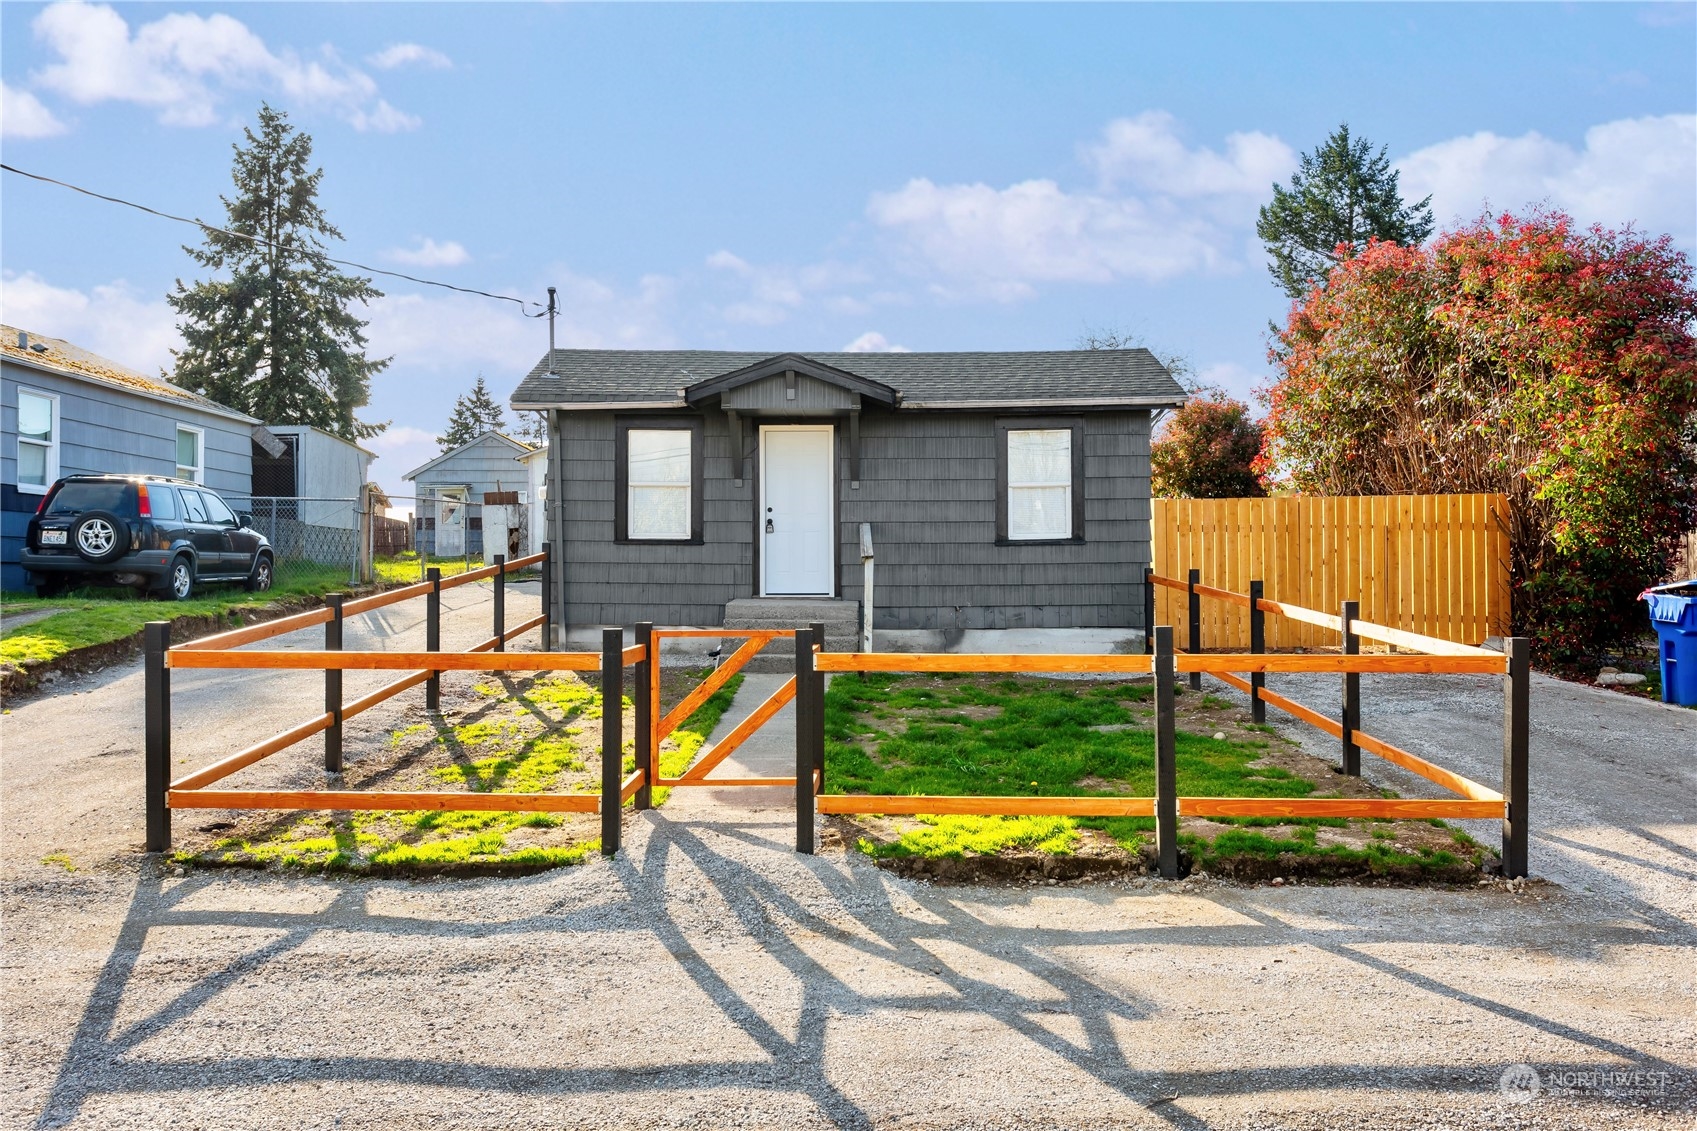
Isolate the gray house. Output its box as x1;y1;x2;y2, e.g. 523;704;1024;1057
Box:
1;326;257;592
511;349;1186;646
402;430;537;557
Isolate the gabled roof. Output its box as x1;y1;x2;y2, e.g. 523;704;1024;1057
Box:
1;324;259;424
401;429;535;481
510;349;1186;411
681;353;899;407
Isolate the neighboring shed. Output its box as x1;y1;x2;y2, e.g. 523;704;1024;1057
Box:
1;325;258;592
511;349;1186;643
516;443;548;557
401;430;537;557
246;423;376;530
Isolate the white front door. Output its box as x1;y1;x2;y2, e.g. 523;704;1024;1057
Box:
760;425;834;595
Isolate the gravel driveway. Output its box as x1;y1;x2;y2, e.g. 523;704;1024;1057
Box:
2;601;1692;1129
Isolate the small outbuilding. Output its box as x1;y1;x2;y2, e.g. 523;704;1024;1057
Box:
1;325;258;592
401;430;537;558
511;349;1186;648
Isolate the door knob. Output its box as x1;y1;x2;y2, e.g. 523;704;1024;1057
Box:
766;519;775;533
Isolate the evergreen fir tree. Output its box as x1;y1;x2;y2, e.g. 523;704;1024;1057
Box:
169;104;388;440
1256;123;1435;298
511;410;549;448
438;375;508;451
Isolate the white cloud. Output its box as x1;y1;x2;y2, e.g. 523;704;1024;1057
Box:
867;176;1237;299
28;1;418;132
867;113;1295;299
1397;114;1697;245
705;249;867;326
1082;110;1295;198
0;270;181;374
366;43;452;71
1193;361;1263;403
1;81;68;138
385;238;471;268
841;331;909;354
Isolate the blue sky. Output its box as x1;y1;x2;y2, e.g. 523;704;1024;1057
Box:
3;2;1694;501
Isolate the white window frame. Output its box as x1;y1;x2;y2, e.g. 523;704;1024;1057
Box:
176;424;205;484
625;427;693;541
14;387;59;495
1005;427;1074;542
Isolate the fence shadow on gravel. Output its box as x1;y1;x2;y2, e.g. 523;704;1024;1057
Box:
36;814;1695;1129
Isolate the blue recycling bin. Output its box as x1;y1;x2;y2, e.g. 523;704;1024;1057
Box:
1644;580;1697;706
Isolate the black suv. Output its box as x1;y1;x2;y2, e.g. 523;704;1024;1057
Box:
21;475;274;600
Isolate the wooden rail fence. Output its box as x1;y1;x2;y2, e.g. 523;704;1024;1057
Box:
143;545;665;857
1152;494;1511;650
795;572;1530;879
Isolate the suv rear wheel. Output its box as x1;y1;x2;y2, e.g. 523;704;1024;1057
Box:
160;555;195;601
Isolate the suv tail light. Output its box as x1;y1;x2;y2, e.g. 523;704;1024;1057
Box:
136;483;152;518
34;484;56;515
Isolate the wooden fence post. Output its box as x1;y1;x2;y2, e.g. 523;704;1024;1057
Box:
426;567;442;710
325;592;344;773
1143;566;1156;656
810;621;827;793
540;542;553;651
1249;580;1266;724
634;622;654;811
1186;568;1202;691
601;627;623;857
1503;637;1530;879
493;554;506;651
1341;600;1360;776
1154;625;1178;879
144;621;172;853
795;628;817;854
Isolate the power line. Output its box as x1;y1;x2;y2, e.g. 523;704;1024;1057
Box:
1;162;548;316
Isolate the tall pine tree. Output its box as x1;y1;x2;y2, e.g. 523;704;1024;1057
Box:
1256;123;1435;299
438;375;508;452
169;104;388;440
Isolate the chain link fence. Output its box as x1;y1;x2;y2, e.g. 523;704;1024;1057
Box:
220;494;541;591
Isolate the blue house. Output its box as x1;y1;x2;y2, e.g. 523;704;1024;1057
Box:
1;325;258;592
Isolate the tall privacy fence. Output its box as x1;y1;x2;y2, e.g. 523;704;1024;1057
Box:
1152;494;1512;650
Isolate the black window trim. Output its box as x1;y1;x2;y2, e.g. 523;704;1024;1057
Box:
995;415;1086;546
614;415;705;545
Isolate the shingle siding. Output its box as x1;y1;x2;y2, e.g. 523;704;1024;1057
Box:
549;407;1152;631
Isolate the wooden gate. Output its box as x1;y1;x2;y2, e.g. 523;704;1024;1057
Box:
1151;494;1511;650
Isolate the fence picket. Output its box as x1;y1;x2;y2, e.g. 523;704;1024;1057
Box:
1151;494;1509;648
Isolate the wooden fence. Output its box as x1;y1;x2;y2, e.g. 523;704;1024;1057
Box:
1152;494;1511;650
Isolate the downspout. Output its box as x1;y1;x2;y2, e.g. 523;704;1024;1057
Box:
547;408;567;648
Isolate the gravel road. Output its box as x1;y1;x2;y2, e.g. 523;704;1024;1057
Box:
2;599;1692;1129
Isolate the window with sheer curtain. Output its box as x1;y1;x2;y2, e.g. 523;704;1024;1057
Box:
617;420;702;542
1006;428;1073;540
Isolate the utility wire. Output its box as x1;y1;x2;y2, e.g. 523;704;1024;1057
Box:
1;162;549;316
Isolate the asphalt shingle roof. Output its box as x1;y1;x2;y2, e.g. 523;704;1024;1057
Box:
511;349;1186;410
1;324;258;423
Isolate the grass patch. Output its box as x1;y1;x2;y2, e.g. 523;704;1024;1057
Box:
826;671;1490;879
825;672;1309;860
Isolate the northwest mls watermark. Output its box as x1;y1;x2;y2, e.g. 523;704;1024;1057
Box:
1498;1063;1679;1103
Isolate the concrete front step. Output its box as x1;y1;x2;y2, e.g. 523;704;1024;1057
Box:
723;597;859;670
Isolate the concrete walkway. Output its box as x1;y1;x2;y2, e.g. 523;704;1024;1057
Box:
663;672;802;814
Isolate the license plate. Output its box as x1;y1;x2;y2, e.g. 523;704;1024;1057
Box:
39;529;66;546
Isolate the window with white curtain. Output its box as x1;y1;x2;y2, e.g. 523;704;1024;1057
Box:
1006;427;1073;540
176;425;204;483
626;428;692;539
15;389;57;493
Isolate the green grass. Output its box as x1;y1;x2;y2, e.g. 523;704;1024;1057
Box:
181;666;742;873
0;554;509;669
189;673;608;873
827;672;1312;860
1181;827;1468;874
0;561;364;668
